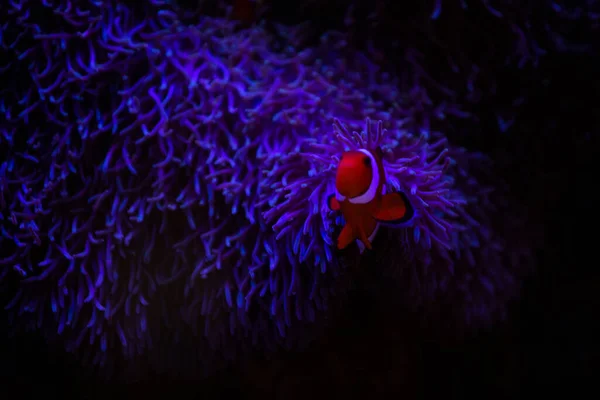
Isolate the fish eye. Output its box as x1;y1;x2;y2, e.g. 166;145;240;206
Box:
362;156;371;167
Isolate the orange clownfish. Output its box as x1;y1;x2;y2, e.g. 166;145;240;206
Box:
327;148;414;253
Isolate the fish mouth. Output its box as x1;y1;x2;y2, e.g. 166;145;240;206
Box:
337;183;372;202
337;184;370;200
349;188;369;199
337;189;367;201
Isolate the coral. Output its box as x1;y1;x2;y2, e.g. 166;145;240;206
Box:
0;0;535;376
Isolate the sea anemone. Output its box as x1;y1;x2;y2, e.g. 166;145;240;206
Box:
1;1;535;376
311;0;599;139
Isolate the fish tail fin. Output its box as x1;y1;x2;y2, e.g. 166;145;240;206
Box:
358;228;373;250
356;222;379;254
357;240;365;254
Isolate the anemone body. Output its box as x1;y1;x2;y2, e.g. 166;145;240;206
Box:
0;1;535;376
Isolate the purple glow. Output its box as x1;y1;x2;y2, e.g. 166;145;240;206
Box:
0;1;536;376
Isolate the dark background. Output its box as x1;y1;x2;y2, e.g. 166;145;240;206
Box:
1;1;598;398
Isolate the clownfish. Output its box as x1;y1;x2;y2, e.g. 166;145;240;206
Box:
327;148;414;253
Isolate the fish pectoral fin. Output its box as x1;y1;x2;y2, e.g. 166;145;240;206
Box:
337;224;355;250
372;192;414;224
328;194;341;211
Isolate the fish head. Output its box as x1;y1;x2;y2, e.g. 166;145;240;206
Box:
335;149;381;204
